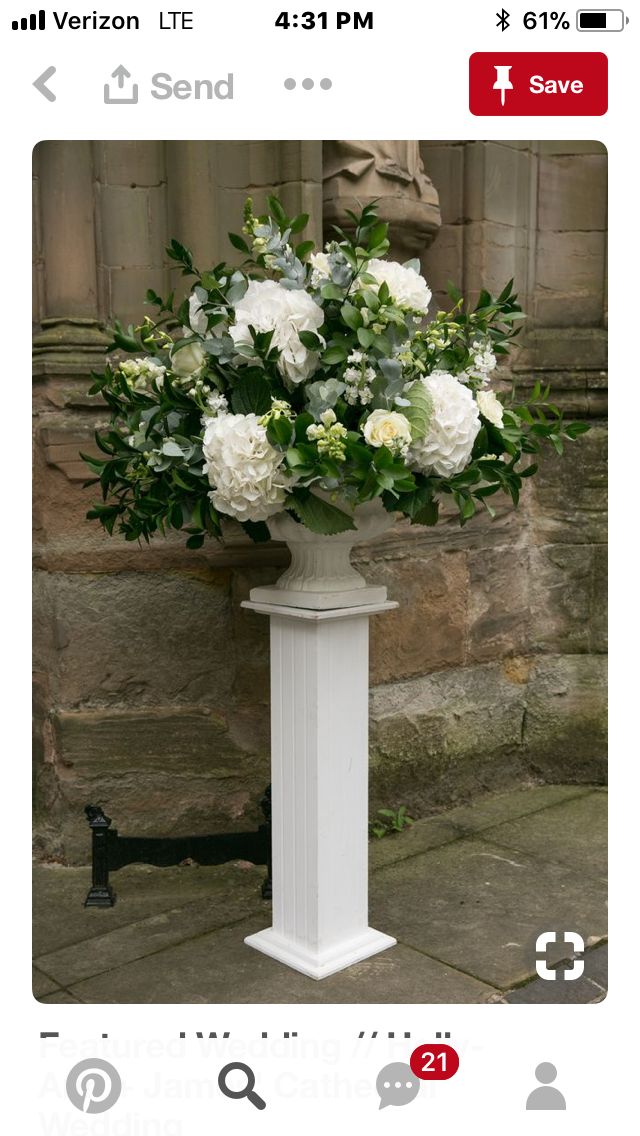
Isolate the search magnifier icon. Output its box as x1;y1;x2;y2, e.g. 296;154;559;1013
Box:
218;1062;267;1110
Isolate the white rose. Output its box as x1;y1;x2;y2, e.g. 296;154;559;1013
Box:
172;335;205;377
309;251;331;284
230;279;324;387
202;412;288;523
476;389;504;428
363;259;432;314
409;372;480;477
363;409;412;454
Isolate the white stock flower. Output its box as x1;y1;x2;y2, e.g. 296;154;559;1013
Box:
309;251;331;287
119;356;166;390
230;279;324;386
205;390;229;416
363;409;412;455
363;259;432;314
202;412;288;523
172;335;206;377
476;389;504;428
409;372;480;477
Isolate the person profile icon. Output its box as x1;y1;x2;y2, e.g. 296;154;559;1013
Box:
526;1062;566;1110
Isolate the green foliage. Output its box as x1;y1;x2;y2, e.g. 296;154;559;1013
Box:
83;196;590;549
369;806;415;839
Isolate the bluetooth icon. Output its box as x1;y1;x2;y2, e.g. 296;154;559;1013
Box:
496;8;510;31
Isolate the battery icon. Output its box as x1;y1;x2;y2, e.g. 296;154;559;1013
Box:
577;9;628;30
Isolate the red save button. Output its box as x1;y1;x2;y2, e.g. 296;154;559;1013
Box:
470;52;607;116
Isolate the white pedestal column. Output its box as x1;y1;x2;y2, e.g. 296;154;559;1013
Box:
241;597;398;979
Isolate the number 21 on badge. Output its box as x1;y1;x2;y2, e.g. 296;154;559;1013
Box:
410;1042;460;1081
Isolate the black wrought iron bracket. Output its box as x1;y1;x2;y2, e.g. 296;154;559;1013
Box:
84;804;116;907
83;788;272;908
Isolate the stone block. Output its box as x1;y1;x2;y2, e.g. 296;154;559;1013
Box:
366;549;469;684
463;142;534;227
535;230;606;326
51;707;269;863
96;141;166;188
537;140;607;155
424;223;464;308
370;662;529;813
108;266;169;325
37;571;235;709
529;544;606;654
464;220;531;301
538;154;607;232
523;655;607;781
467;546;530;663
420;143;464;225
528;425;607;545
98;185;166;268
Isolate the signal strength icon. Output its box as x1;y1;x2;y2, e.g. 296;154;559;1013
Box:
12;9;46;29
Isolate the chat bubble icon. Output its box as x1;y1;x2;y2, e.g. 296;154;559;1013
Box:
376;1062;420;1109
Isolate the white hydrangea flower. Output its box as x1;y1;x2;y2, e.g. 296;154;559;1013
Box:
362;259;432;314
476;389;504;428
230;279;324;386
363;409;413;456
202;412;288;523
409;372;481;477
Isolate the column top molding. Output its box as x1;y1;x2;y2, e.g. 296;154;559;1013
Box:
242;599;398;621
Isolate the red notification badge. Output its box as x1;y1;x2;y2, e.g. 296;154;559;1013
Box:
410;1043;460;1081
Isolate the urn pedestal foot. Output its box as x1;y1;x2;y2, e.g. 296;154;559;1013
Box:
241;596;398;980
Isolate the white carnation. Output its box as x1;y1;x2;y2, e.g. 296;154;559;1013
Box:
230;279;324;386
363;259;432;314
410;372;481;477
476;389;504;428
202;412;288;523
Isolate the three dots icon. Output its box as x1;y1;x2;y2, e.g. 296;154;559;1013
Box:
284;78;333;90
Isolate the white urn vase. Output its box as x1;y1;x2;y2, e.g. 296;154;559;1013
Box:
249;494;395;610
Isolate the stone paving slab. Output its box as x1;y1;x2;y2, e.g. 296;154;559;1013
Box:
369;816;460;870
442;784;594;834
484;792;607;879
504;943;607;1003
32;785;607;1004
371;842;606;988
33;861;266;957
32;966;62;998
63;915;495;1005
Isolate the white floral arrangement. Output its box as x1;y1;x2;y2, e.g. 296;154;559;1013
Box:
84;198;587;545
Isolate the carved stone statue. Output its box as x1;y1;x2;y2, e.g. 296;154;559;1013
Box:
323;141;441;261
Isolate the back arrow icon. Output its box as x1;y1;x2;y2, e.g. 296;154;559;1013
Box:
33;66;56;102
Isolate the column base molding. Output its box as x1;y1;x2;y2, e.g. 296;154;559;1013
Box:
244;926;397;981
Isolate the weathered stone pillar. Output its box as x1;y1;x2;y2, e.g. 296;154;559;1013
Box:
167;142;220;273
94;141;168;326
323;141;441;262
33;141;107;376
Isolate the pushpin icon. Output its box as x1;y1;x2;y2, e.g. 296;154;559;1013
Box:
493;64;513;106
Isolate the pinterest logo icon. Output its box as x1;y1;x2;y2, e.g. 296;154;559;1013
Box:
65;1059;122;1114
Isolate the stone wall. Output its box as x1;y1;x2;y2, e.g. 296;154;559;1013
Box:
33;140;607;864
